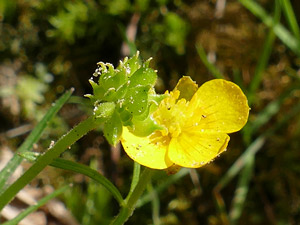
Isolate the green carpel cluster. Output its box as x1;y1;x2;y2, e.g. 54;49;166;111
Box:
85;52;165;145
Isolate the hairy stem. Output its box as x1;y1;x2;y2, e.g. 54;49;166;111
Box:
110;167;154;225
0;116;100;211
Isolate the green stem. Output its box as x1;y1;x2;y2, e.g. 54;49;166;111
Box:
0;88;73;192
0;116;100;211
125;162;140;202
110;167;154;225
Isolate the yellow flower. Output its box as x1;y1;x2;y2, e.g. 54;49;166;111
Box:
121;77;249;169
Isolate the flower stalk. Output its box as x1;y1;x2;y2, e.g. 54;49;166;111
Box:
0;116;101;211
110;167;154;225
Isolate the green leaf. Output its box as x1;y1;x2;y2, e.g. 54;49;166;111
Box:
104;111;123;145
18;152;124;206
52;158;124;206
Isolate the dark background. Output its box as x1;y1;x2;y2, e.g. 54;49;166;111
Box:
1;0;300;224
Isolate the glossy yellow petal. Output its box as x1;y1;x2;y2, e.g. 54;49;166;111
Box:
189;79;249;133
121;127;173;169
168;129;230;168
173;76;198;101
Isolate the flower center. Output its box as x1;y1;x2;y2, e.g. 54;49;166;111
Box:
153;90;190;138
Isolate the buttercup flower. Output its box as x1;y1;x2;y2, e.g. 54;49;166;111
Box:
121;77;249;169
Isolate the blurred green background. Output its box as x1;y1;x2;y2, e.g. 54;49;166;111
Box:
1;0;300;224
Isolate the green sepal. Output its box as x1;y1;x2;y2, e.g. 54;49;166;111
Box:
133;99;159;121
87;79;105;101
103;87;117;102
132;103;151;121
129;114;163;137
115;82;129;100
118;108;133;126
119;52;141;76
94;102;116;120
101;70;127;90
103;84;128;102
124;85;150;115
148;93;167;106
129;67;157;87
103;111;123;146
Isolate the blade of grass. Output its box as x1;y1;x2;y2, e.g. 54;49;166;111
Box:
0;116;101;211
279;0;300;40
213;136;264;224
247;28;276;105
0;88;74;193
243;84;300;143
244;0;281;145
248;0;280;105
196;44;224;79
214;136;265;194
148;183;161;225
50;158;124;206
18;150;124;206
253;87;300;137
248;24;278;105
2;185;69;225
136;168;189;208
239;0;300;57
247;85;299;135
232;69;246;93
266;101;300;135
229;155;254;224
82;158;111;225
214;92;300;222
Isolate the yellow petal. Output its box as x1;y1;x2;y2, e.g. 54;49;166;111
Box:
173;76;198;101
121;127;173;169
189;79;249;133
168;130;230;168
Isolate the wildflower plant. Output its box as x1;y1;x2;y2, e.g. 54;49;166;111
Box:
0;52;249;225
